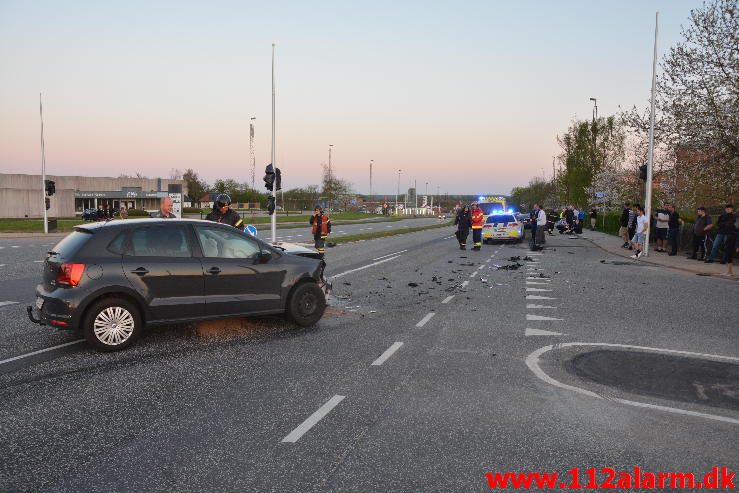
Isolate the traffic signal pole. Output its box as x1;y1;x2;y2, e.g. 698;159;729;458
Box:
643;12;658;257
40;93;48;235
271;43;277;244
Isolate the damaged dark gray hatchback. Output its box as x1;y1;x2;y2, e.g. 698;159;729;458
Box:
28;219;330;351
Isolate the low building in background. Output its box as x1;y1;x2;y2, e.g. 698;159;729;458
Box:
0;173;188;218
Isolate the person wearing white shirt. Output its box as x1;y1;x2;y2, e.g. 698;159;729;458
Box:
631;204;649;259
533;203;547;250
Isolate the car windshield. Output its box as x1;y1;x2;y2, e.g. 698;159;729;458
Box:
486;215;516;224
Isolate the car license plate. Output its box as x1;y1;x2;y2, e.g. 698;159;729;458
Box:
36;297;44;310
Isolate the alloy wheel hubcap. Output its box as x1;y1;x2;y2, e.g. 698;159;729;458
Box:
93;306;135;345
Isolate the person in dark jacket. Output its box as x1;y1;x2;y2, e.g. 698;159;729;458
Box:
619;202;631;247
665;203;684;256
689;207;712;260
309;206;331;258
205;194;243;228
705;204;736;264
454;206;472;250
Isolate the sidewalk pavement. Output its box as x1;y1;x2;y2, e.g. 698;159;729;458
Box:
578;230;737;280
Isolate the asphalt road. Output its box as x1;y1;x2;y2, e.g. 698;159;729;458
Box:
0;227;737;492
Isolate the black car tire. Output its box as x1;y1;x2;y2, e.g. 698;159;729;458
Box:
82;297;142;352
286;282;326;327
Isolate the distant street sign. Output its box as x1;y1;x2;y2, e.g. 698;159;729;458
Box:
244;224;258;237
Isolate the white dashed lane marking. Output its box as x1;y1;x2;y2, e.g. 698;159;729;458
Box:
526;295;557;300
281;395;346;443
11;246;20;249
461;281;469;288
470;271;478;278
526;281;551;285
526;287;552;292
371;342;403;366
525;328;563;336
442;295;455;304
526;314;563;321
0;301;19;307
526;304;557;309
416;312;435;328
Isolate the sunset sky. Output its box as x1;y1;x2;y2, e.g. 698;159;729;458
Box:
0;0;700;196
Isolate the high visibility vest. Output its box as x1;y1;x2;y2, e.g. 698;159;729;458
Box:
311;215;330;236
471;209;484;229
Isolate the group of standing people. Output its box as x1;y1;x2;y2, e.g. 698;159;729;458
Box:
453;203;485;250
619;201;737;274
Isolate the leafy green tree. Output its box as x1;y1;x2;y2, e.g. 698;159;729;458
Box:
182;169;208;206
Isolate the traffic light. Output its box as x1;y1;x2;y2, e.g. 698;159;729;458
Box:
45;179;56;196
263;164;275;191
263;164;282;191
45;197;50;210
267;196;276;215
639;164;648;182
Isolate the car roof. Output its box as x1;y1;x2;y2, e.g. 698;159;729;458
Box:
76;218;225;231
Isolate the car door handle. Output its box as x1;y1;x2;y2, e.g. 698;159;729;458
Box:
207;267;221;275
131;267;149;276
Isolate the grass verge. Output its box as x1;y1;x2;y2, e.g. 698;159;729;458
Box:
331;221;452;244
0;219;84;233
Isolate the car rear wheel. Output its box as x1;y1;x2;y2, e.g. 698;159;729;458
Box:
286;282;326;327
82;297;142;352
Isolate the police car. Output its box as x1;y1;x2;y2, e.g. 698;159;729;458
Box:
482;211;524;243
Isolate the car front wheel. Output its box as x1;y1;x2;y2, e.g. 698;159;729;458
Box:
286;282;326;327
82;297;142;352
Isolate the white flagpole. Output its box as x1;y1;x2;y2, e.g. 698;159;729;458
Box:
271;43;277;244
643;12;658;257
40;93;48;235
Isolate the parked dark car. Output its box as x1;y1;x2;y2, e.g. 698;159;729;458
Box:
28;219;329;351
81;208;98;221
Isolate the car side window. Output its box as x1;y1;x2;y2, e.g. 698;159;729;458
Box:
128;226;192;258
195;226;261;259
107;231;128;255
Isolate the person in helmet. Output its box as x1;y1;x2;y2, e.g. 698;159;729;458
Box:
309;206;331;258
205;194;243;228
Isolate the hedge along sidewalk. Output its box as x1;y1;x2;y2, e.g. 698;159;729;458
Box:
581;229;734;279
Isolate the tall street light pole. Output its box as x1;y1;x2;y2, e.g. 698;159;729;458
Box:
40;93;48;234
250;117;256;191
369;160;373;203
589;97;598;122
328;144;333;213
644;12;659;257
396;169;402;212
270;44;277;243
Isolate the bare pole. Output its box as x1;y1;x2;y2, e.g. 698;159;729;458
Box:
271;44;277;243
369;160;373;203
40;93;48;234
643;12;658;257
328;145;333;213
250;117;256;219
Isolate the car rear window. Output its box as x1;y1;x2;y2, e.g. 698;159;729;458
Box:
128;226;192;257
50;229;94;258
486;215;516;224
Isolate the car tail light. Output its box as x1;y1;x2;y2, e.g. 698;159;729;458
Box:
56;263;85;287
484;224;492;228
508;223;518;227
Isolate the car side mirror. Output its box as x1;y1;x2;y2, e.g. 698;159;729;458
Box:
257;251;273;263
